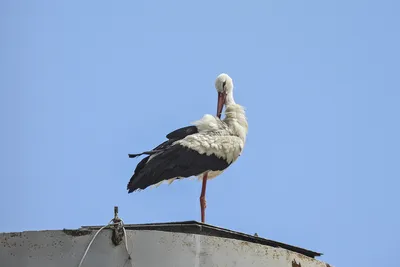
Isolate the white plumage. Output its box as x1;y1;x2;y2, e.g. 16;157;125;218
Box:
175;74;247;179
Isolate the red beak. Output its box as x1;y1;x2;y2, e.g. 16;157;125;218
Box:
217;92;226;119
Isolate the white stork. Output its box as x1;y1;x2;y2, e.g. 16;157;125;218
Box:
127;73;248;223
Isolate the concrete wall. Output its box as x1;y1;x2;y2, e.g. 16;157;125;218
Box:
1;228;333;267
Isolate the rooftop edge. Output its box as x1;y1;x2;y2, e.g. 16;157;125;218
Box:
81;220;322;258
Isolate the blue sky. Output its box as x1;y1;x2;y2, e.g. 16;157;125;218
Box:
1;1;399;266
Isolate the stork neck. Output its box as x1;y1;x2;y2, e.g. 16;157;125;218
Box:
225;92;235;106
223;101;248;142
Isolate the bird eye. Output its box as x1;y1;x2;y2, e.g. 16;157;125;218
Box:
222;81;226;89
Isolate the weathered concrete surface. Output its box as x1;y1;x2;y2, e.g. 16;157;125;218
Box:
1;228;333;267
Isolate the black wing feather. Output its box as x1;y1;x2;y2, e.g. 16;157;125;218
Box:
127;144;230;193
166;126;198;139
128;125;203;192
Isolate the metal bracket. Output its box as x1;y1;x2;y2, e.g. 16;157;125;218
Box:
111;206;124;246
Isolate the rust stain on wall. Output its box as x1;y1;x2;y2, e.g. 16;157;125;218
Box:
62;229;91;237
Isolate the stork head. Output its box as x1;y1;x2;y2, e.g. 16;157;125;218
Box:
215;73;233;118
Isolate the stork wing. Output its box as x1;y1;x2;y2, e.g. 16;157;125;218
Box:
127;143;230;193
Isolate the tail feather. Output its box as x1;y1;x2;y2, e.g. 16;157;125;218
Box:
128;153;142;158
128;150;161;158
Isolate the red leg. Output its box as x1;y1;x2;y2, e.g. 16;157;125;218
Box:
200;172;208;223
